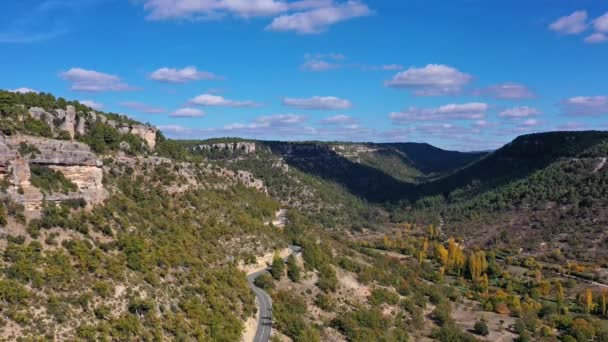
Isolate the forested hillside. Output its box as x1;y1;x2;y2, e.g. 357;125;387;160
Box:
2;90;608;341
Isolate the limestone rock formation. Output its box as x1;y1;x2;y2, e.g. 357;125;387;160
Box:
0;134;107;216
25;106;158;149
194;142;256;154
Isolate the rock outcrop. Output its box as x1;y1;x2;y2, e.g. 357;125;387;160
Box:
0;134;107;216
194;142;257;154
25;106;158;150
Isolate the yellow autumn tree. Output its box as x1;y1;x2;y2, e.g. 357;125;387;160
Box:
467;250;488;280
447;238;465;275
584;289;594;314
435;243;449;267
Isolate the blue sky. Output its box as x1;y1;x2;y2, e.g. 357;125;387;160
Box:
1;0;607;151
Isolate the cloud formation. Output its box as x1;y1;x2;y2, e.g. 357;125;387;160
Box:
385;64;472;96
301;59;340;71
120;101;166;113
549;10;588;34
475;82;534;100
499;106;541;118
170;107;206;117
60;68;134;92
149;66;222;83
10;87;38;94
189;93;260;107
561;96;608;116
266;1;371;34
282;96;352;110
389;103;488;123
320;114;357;125
80;100;104;110
142;0;370;34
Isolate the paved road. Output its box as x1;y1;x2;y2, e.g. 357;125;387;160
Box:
247;246;301;342
247;269;274;342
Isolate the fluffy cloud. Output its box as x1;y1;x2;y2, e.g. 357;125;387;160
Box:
475;82;534;99
189;93;260;107
60;68;134;92
517;118;541;127
120;101;166;113
561;96;608;116
10;87;38;94
266;1;371;34
549;10;588;34
389;103;488;123
170;107;206;118
499;106;541;118
593;12;608;32
585;32;608;43
150;66;222;83
320;114;357;125
385;64;472;96
282;96;352;110
80;100;104;110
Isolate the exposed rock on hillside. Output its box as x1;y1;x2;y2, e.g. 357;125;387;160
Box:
25;105;158;149
0;134;106;215
194;142;257;154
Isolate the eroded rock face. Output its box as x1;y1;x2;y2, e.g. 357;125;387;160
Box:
194;142;256;154
26;106;158;149
0;134;107;216
61;106;77;139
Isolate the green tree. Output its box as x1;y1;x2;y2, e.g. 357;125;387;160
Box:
287;255;301;282
270;254;285;280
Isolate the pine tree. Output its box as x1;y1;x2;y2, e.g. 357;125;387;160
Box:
270;254;285;280
286;255;301;282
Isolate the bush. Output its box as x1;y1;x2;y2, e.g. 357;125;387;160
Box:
473;320;489;336
270;255;285;280
254;273;275;290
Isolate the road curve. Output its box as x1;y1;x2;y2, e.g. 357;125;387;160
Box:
247;270;274;342
247;246;301;342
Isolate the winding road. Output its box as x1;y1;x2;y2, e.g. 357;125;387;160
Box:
247;245;301;342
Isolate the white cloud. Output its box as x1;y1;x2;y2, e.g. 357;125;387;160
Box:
374;64;403;71
170;107;206;118
301;59;339;71
255;114;308;125
549;10;588;34
499;106;541;118
143;0;290;20
593;12;608;32
473;120;497;128
385;64;472;96
282;96;352;110
80;100;104;110
266;1;371;34
562;95;608;116
518;118;541;127
389;103;488;123
10;87;38;94
59;68;134;92
475;82;534;99
189;93;260;107
149;66;222;83
304;52;345;60
120;101;166;113
320;114;357;125
584;32;608;44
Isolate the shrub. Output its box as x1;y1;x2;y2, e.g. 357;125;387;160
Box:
254;273;275;290
474;320;489;336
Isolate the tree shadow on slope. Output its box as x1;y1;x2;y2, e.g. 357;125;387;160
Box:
266;142;415;203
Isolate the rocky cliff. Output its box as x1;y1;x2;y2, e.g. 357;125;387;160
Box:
27;105;158;149
0;134;106;216
194;142;257;154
